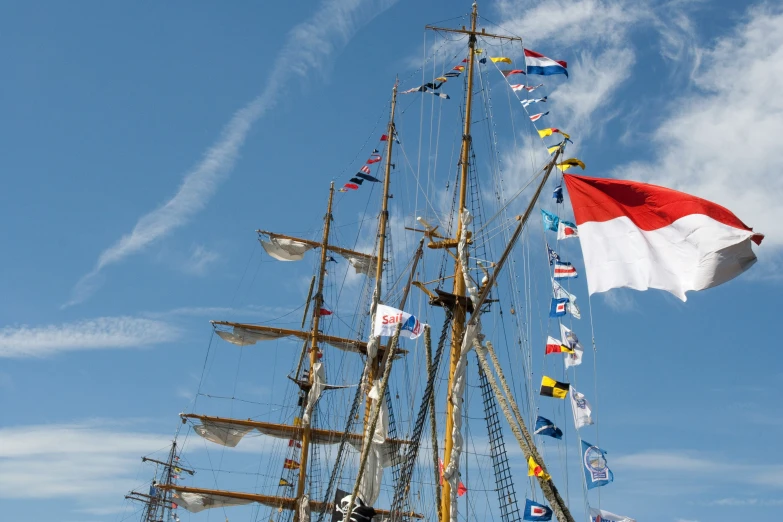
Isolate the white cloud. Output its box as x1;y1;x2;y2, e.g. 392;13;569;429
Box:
620;5;783;248
0;421;172;501
0;316;179;358
65;0;399;307
615;450;783;489
182;244;221;276
710;498;783;507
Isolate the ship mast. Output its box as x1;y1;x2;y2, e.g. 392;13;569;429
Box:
425;5;522;521
297;182;335;503
364;82;398;427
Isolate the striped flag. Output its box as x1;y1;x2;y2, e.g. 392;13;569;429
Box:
529;111;549;122
524;48;568;77
521;96;547;108
553;261;578;279
360;165;371;174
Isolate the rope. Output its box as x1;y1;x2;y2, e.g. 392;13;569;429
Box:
425;323;443;522
473;338;575;522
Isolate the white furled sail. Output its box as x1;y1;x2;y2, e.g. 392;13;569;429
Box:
216;326;285;346
443;209;482;522
174;491;253;513
358;380;390;505
193;420;254;447
302;362;325;426
260;237;315;261
344;255;376;277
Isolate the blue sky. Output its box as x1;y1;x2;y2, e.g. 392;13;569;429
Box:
1;1;781;521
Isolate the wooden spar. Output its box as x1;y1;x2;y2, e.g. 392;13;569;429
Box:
141;456;194;475
180;413;413;446
154;484;424;518
424;5;523;522
297;183;335;505
256;230;381;262
364;82;397;429
210;321;409;357
301;275;316;329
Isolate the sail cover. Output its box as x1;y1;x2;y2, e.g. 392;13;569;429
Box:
174;491;254;513
302;362;325;426
193;420;255;447
260;237;315;261
216;326;285;346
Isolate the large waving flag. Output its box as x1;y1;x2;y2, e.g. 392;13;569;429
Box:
524;48;568;77
563;174;763;301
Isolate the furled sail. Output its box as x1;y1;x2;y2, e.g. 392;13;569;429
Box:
215;326;285;346
184;414;411;453
344;255;376;276
211;322;408;358
157;484;424;518
260;237;315;261
193;420;255;447
358;380;390;505
174;491;254;513
302;362;325;426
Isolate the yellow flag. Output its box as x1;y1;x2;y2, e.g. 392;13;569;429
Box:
540;375;570;399
293;417;302;427
547;144;561;155
528;456;551;480
475;48;484;54
435;77;448;83
538;128;571;140
556;158;586;171
491;57;512;64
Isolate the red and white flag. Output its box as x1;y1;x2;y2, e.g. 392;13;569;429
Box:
563;174;763;301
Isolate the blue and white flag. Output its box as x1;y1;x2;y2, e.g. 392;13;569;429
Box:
553;185;563;204
553;261;578;279
589;508;636;522
521;96;547;108
547;244;560;266
542;209;559;232
523;499;553;521
582;440;613;489
549;298;568;317
534;416;563;439
373;304;427;339
560;323;583;368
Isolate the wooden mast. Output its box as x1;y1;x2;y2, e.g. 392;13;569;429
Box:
425;4;522;522
365;82;398;427
296;182;335;505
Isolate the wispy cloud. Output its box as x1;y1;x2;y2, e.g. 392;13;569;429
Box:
65;0;399;307
709;498;783;507
0;316;179;358
182;244;221;276
618;4;783;248
0;420;172;501
615;450;783;489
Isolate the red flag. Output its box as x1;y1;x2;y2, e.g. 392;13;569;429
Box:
461;58;467;63
288;439;302;448
381;134;388;141
316;351;323;359
367;154;382;164
343;183;359;190
319;308;332;316
171;503;178;509
563;174;762;301
284;459;300;470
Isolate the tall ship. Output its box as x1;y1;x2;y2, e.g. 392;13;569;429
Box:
124;4;763;522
